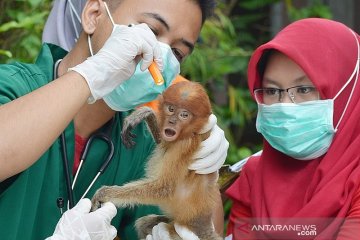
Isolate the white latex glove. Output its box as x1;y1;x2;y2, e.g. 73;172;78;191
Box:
189;114;229;174
145;222;199;240
70;23;162;103
225;234;233;240
47;198;117;240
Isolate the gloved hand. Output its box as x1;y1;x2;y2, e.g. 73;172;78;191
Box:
189;114;229;174
145;222;199;240
47;198;117;240
70;23;162;103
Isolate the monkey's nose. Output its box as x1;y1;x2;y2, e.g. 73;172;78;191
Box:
168;117;177;124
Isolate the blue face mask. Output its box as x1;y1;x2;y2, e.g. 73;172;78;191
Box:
257;100;336;160
103;41;180;111
89;2;180;111
256;29;360;160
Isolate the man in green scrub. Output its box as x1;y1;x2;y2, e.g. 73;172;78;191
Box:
0;0;228;239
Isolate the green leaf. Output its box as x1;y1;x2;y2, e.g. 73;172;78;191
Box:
0;12;48;33
28;0;43;7
0;49;13;58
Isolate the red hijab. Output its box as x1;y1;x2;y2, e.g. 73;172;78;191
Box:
234;18;360;239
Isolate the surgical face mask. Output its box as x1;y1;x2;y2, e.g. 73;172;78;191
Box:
92;2;180;111
103;42;180;111
257;101;336;160
256;29;360;160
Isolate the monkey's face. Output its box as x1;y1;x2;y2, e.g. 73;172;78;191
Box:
161;103;194;141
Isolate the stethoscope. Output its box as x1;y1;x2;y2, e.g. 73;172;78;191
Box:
54;59;115;213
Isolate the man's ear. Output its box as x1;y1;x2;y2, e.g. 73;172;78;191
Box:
81;0;104;35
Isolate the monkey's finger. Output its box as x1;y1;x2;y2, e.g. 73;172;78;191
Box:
122;127;132;136
121;135;130;148
129;132;137;138
121;130;137;148
121;130;129;143
123;141;133;149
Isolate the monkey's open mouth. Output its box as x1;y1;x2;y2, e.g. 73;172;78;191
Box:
162;128;178;142
164;128;176;137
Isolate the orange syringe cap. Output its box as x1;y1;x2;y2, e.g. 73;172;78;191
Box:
148;62;164;85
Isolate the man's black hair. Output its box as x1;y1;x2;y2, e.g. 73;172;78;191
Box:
194;0;216;23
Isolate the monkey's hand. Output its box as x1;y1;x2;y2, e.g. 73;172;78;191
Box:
91;186;113;211
122;107;160;148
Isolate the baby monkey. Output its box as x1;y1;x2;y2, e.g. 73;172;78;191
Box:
91;81;221;240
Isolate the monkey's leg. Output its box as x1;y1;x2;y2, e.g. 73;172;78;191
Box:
188;214;223;240
91;179;171;211
135;214;171;239
121;107;160;148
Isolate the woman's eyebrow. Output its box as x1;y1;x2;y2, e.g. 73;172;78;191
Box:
294;75;310;84
263;75;309;85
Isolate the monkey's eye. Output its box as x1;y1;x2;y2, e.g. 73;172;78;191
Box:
167;105;175;114
179;111;189;120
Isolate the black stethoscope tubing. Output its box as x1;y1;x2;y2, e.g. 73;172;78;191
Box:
54;59;115;209
60;127;115;209
60;132;75;208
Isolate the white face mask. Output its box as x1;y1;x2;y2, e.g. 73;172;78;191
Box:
257;29;360;160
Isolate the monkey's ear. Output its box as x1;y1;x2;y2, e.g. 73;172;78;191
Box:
157;94;164;104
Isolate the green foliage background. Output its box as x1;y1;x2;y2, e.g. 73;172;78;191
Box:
0;0;333;163
0;0;332;234
0;0;52;63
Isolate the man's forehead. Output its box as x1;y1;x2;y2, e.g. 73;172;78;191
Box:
111;0;201;51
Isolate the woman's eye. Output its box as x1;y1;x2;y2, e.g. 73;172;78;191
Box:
172;48;184;62
297;86;314;94
264;88;279;96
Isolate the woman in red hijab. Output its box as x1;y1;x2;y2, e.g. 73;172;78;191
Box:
226;18;360;240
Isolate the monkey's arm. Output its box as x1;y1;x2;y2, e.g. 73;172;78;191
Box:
121;106;161;148
91;179;171;210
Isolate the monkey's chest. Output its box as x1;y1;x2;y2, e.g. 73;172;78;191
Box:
172;175;210;202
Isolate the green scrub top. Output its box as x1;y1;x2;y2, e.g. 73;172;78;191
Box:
0;44;161;240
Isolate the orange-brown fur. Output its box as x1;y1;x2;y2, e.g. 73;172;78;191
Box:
91;82;221;239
